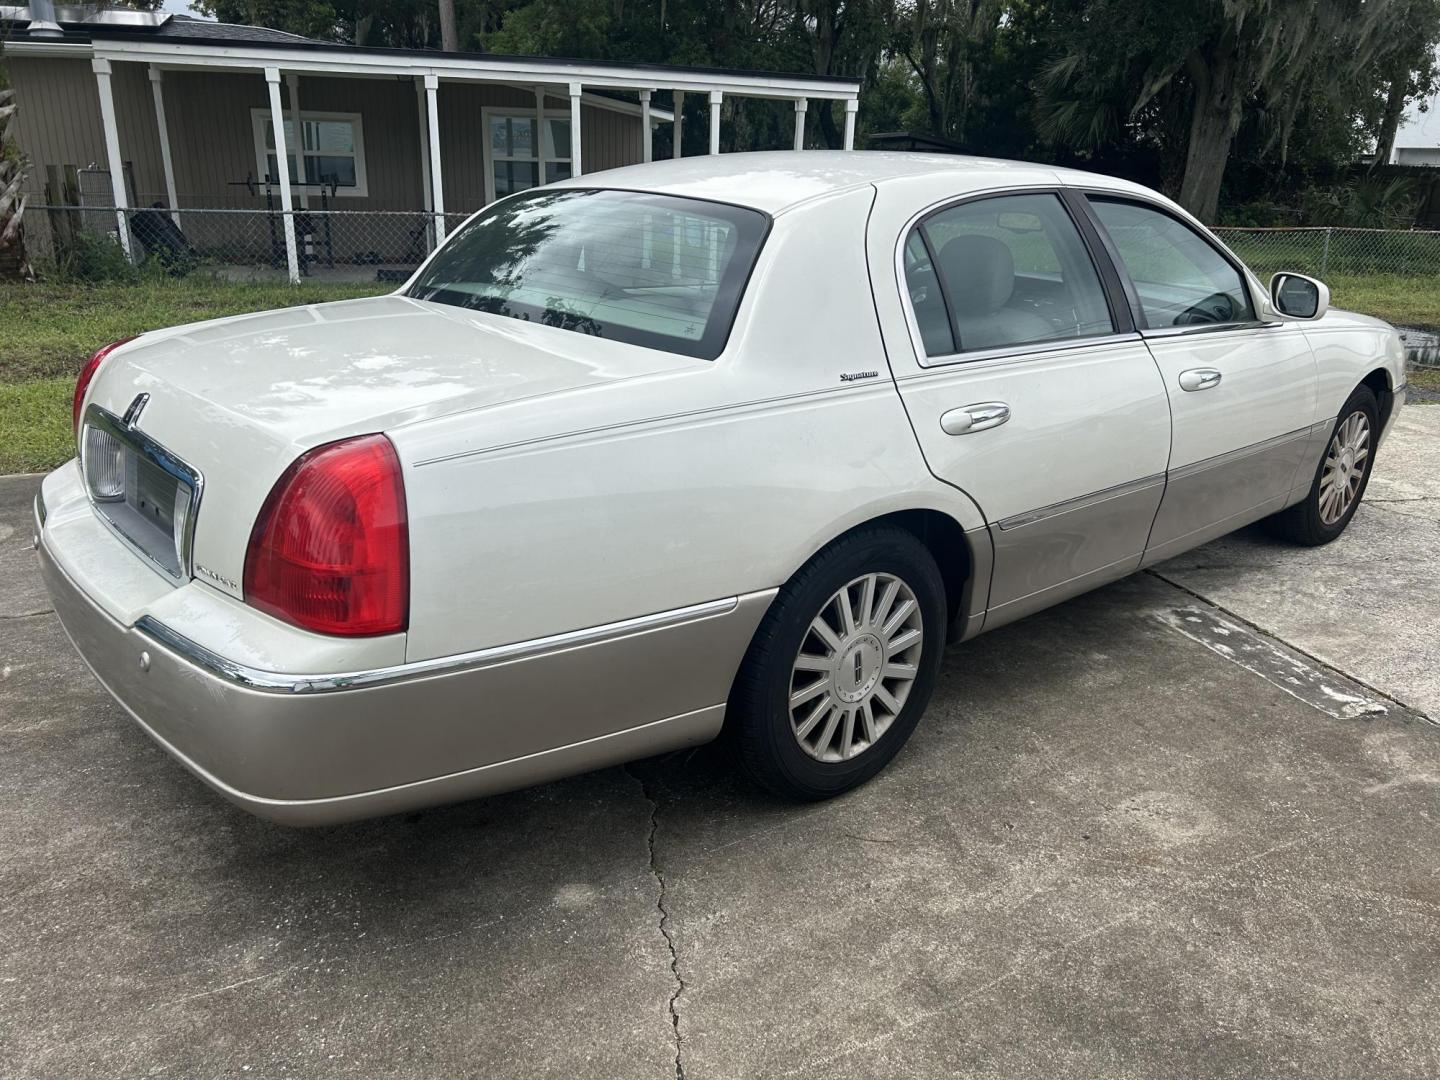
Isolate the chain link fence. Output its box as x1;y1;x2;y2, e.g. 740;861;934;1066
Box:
1212;226;1440;279
27;208;1440;283
18;206;1440;371
26;204;474;284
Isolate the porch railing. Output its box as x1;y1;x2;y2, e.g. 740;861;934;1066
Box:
26;204;472;283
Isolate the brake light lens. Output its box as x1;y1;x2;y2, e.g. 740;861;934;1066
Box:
243;434;409;637
73;337;137;437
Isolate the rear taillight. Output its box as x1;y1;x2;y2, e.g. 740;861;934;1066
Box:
243;434;409;637
73;337;137;438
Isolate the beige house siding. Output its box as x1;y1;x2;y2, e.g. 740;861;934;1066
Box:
8;55;167;202
10;55;646;218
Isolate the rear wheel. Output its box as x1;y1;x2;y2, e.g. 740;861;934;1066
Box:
1265;385;1378;546
728;526;947;800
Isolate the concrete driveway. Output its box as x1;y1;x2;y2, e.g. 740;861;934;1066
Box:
2;410;1438;1079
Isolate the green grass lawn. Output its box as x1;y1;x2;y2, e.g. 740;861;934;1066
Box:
0;273;1435;474
0;278;388;473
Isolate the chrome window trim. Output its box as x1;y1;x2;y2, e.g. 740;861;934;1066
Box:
134;592;767;695
899;330;1145;373
80;403;203;584
890;187;1128;369
1139;321;1284;342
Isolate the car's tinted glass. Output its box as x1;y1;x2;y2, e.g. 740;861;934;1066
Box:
903;193;1114;356
408;189;769;360
1088;198;1255;329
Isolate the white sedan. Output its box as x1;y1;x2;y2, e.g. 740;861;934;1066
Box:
36;152;1407;824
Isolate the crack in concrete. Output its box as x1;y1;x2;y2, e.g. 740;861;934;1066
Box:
1145;568;1435;725
628;766;686;1080
0;608;53;620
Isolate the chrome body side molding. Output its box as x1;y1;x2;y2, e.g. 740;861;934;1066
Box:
37;525;775;820
136;594;749;695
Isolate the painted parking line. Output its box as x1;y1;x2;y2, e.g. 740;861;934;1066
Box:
1155;606;1388;720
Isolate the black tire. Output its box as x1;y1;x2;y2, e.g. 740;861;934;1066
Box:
728;525;948;800
1265;385;1379;546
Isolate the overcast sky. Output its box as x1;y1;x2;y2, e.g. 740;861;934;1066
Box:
157;0;215;18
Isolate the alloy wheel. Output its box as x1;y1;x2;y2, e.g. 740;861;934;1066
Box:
788;572;925;763
1319;410;1371;525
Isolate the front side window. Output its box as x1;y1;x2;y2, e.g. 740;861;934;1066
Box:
407;189;769;360
904;193;1114;356
488;113;573;200
1088;198;1255;328
252;111;367;196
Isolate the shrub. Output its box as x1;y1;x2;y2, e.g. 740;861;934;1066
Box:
55;232;142;284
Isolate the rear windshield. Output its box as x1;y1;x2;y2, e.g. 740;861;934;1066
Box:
406;188;769;360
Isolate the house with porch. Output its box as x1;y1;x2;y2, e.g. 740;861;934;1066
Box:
2;6;861;281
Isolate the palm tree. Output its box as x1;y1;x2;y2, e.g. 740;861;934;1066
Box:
0;82;31;280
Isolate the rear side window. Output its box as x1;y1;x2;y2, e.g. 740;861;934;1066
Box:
1088;198;1255;329
408;189;769;360
903;193;1114;356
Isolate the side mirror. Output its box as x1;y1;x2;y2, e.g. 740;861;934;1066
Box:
1270;272;1329;320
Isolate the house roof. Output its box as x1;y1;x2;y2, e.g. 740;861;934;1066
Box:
1;13;861;93
2;12;316;46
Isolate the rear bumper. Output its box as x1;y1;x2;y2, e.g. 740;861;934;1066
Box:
35;491;770;825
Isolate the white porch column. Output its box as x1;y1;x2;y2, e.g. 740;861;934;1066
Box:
264;66;300;283
147;66;180;227
843;97;858;150
286;73;307;208
414;76;434;249
534;85;548;186
708;90;722;154
424;74;446;241
793;98;807;151
91;58;132;259
568;81;583;177
672;91;683;158
639;89;653;163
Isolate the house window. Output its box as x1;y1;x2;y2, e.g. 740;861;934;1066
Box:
250;110;368;197
485;109;572;202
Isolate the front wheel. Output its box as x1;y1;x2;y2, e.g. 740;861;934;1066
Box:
1265;385;1378;546
728;526;947;800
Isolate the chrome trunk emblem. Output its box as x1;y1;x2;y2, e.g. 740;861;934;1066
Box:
122;393;150;428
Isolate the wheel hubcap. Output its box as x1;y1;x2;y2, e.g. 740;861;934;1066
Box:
1319;410;1371;526
788;572;925;763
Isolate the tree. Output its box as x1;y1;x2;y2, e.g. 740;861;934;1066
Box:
1368;0;1440;168
891;0;1001;143
0;78;31;281
1035;0;1419;222
438;0;458;49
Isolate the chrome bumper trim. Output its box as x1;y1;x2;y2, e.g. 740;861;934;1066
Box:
135;594;748;695
37;534;771;818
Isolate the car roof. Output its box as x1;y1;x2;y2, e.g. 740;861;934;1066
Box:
552;150;1154;215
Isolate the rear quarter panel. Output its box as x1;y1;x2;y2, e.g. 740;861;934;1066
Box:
390;186;987;661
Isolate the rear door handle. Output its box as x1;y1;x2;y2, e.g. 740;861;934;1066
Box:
1178;368;1223;392
940;402;1010;436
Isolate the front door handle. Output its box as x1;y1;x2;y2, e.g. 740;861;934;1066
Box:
1178;368;1223;392
940;402;1010;436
